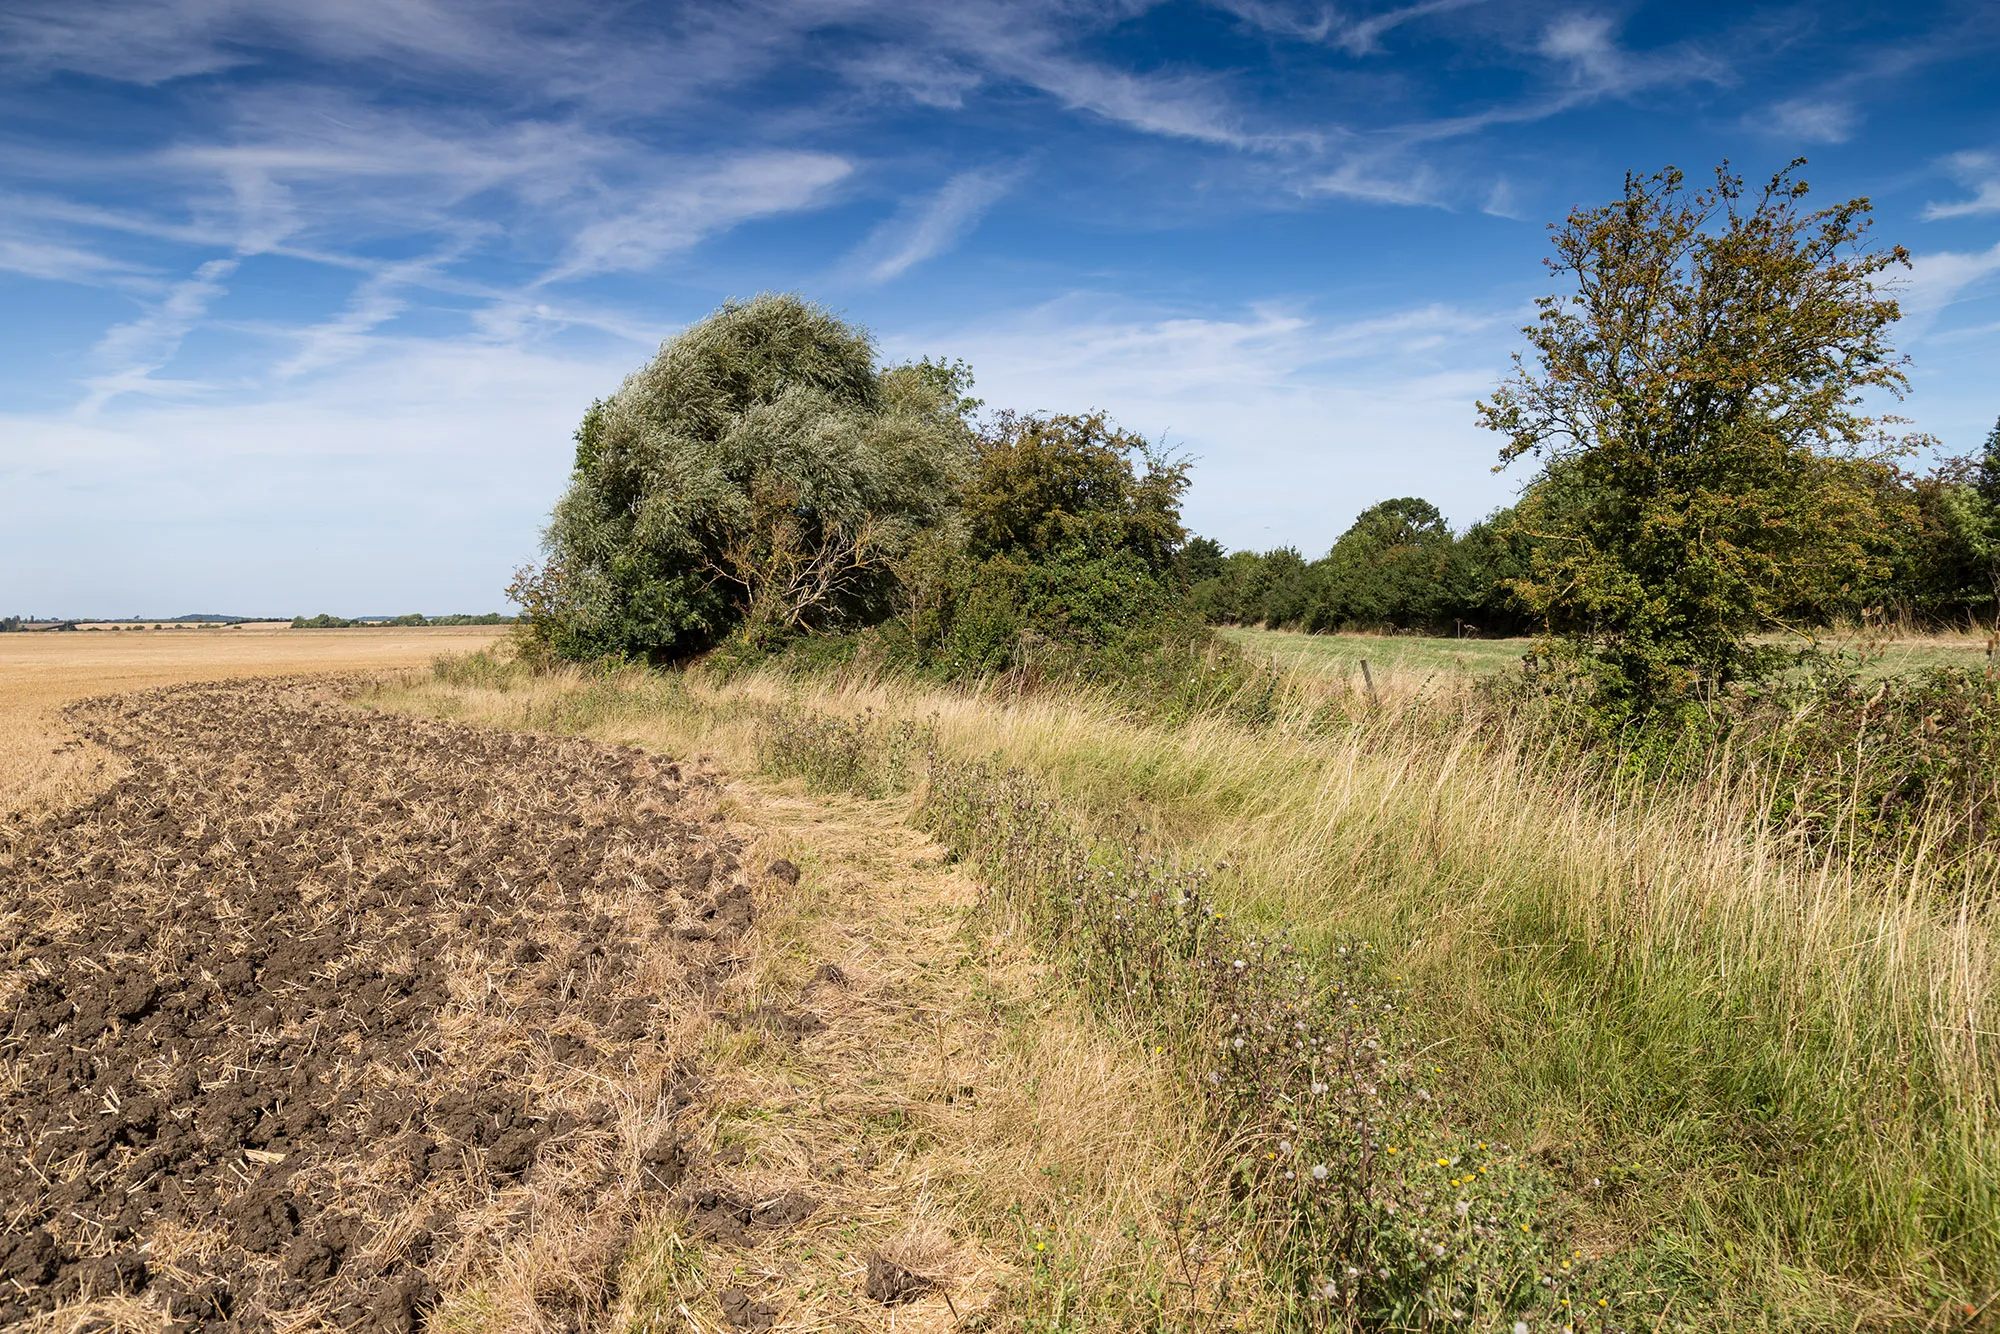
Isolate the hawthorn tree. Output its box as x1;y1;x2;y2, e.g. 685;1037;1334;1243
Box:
1480;160;1916;714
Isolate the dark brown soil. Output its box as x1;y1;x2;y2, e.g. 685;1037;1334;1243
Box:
0;679;752;1331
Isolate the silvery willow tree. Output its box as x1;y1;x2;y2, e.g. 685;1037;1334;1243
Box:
511;295;971;661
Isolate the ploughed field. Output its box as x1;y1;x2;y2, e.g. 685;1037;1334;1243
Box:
0;679;772;1331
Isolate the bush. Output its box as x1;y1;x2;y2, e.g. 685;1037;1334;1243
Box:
884;410;1210;684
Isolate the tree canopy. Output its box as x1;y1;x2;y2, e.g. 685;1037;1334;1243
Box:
1479;160;1915;710
513;295;971;661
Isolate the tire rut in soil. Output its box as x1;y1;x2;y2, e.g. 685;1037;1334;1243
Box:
0;679;748;1331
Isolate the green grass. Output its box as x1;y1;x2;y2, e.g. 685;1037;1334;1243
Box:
1226;624;2000;684
1220;626;1533;681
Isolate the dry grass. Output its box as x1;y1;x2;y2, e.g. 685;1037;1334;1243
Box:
386;656;2000;1324
370;671;1254;1333
0;626;504;819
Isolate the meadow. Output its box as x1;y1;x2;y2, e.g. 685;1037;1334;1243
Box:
371;640;2000;1331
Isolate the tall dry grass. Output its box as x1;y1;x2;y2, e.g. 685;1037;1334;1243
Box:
391;652;2000;1322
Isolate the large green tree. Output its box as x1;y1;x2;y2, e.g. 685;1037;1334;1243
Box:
513;295;971;661
1303;497;1454;631
1479;161;1915;711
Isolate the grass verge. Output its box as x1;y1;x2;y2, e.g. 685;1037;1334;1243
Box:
377;651;2000;1331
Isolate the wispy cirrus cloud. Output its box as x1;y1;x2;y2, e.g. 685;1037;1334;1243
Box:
80;257;239;412
1898;239;2000;332
844;168;1019;284
543;151;853;283
1214;0;1487;56
0;234;158;288
1767;98;1858;144
1924;151;2000;220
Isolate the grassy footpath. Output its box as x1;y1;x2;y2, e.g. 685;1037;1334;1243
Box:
382;653;1998;1331
363;665;1267;1333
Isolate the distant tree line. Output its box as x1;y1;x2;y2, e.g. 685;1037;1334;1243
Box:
1189;422;2000;639
291;613;513;628
1182;498;1534;636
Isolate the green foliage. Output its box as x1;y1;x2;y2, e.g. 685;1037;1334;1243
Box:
1190;505;1533;636
1928;426;2000;624
960;410;1188;572
428;612;511;626
1303;497;1453;631
291;613;362;628
513;294;971;663
1745;664;2000;860
1480;161;1916;714
887;410;1208;684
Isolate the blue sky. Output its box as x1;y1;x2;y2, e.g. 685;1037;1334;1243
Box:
3;0;1998;617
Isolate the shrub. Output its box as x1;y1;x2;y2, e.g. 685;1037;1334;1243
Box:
885;410;1215;686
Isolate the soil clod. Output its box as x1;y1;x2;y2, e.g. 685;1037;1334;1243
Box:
718;1286;779;1329
864;1253;932;1305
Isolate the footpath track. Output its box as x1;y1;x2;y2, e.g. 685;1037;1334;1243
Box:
0;680;761;1332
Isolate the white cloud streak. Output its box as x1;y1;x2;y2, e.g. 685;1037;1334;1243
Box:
1898;240;2000;332
846;168;1018;283
80;257;239;413
1213;0;1487;56
1924;151;2000;220
543;151;853;283
0;234;158;287
1767;98;1859;144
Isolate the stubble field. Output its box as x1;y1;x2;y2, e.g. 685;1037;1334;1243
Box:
0;627;505;819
